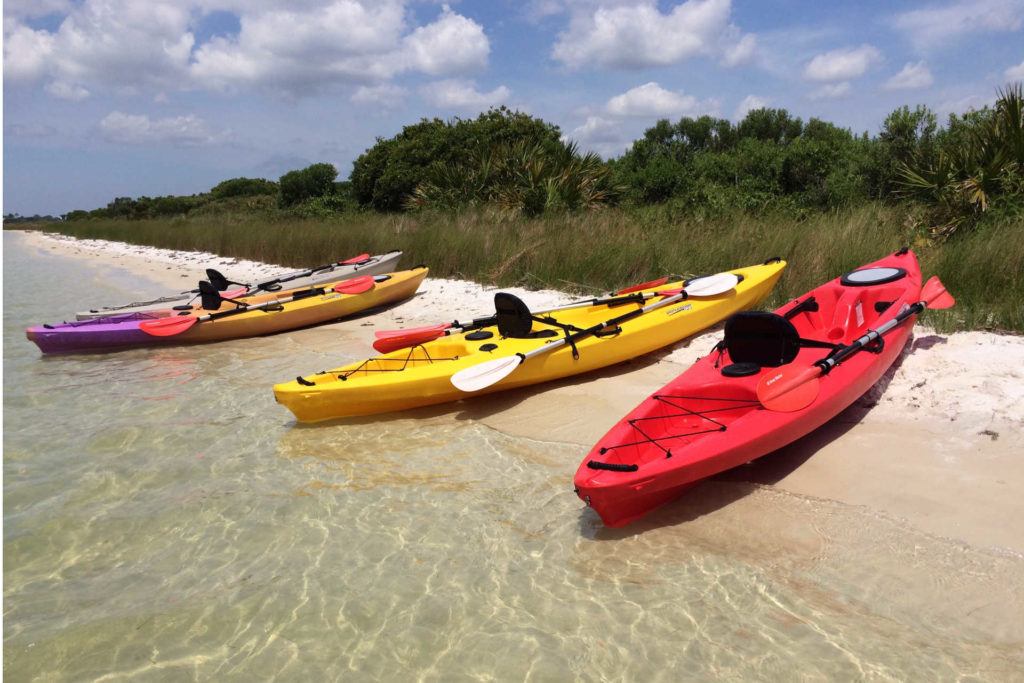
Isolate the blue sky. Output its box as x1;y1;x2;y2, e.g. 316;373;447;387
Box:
4;0;1023;215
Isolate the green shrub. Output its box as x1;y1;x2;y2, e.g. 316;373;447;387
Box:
350;107;563;211
211;177;278;200
279;163;338;207
407;140;620;217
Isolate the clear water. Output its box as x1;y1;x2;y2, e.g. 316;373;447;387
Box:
4;232;1023;680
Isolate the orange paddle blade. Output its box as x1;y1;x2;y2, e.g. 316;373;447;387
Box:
340;253;371;265
139;315;199;337
617;276;669;295
921;276;955;309
372;328;447;353
334;275;375;294
375;323;450;339
756;365;822;412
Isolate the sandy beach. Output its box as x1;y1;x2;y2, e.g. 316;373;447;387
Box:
17;229;1024;554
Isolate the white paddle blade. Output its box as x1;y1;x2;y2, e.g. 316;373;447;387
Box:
684;272;739;297
451;355;524;392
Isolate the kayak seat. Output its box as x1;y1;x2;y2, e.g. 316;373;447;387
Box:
723;312;840;368
495;292;534;338
199;281;223;310
494;293;582;340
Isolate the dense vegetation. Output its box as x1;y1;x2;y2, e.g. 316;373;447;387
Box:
8;85;1023;332
3;213;61;225
43;205;1024;334
37;87;1024;232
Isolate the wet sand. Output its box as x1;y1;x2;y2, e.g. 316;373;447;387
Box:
18;229;1024;555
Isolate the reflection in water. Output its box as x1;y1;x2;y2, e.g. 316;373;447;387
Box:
4;233;1023;680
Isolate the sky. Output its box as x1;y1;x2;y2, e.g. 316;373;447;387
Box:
3;0;1024;216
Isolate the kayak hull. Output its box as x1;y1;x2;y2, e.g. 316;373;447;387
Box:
574;250;923;527
74;251;403;320
27;268;427;353
273;260;787;422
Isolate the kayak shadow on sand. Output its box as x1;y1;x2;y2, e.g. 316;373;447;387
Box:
450;349;682;422
579;332;949;539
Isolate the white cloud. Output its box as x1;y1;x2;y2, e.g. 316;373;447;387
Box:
3;23;56;82
606;82;714;118
191;2;489;94
1007;60;1024;80
564;116;629;157
552;0;754;70
45;81;91;101
191;1;406;92
99;111;223;146
403;6;490;76
420;80;511;110
721;33;756;67
803;44;881;82
809;82;852;100
937;93;994;115
3;0;73;20
351;84;407;108
6;1;490;98
893;0;1024;49
525;0;567;22
883;61;934;90
733;94;768;120
52;2;190;86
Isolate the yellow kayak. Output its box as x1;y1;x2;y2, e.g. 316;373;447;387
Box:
273;259;786;421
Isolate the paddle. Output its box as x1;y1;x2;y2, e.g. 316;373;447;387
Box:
616;276;669;295
450;272;741;393
206;252;377;294
138;275;376;337
756;276;955;412
371;290;684;354
372;274;683;343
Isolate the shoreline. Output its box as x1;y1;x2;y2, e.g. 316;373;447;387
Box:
13;229;1024;554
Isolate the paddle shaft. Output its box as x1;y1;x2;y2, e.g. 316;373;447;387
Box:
197;286;327;323
465;292;650;331
258;256;377;290
521;291;688;361
382;292;652;339
816;300;924;374
374;292;660;352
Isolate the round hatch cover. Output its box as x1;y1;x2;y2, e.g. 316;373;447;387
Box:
721;362;761;377
840;267;907;287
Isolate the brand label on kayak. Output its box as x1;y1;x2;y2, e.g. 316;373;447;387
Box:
667;304;693;316
855;301;864;327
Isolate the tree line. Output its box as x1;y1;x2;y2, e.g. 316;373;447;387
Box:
56;85;1023;236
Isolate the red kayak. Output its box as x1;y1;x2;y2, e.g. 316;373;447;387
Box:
574;248;955;527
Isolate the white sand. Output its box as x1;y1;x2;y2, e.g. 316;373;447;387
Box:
17;230;1024;554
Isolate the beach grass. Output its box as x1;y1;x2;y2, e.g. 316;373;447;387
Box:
36;203;1023;333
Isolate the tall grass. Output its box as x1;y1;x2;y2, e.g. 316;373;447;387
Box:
37;203;1023;333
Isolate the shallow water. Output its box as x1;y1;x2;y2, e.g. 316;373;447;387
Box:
4;232;1024;681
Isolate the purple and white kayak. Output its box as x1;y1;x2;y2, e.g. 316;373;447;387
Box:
27;314;159;354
